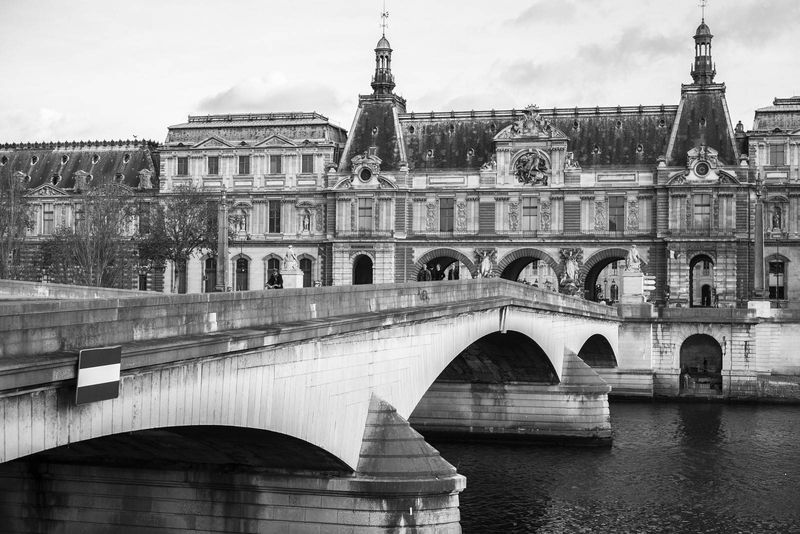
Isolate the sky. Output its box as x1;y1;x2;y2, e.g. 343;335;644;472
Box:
1;0;798;143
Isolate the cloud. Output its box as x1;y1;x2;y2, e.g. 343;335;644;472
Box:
511;0;578;25
197;73;352;124
713;0;800;45
0;108;71;142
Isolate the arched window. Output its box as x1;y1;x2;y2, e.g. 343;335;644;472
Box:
353;255;373;285
768;259;786;300
203;257;217;293
689;255;715;307
300;258;313;287
235;257;249;291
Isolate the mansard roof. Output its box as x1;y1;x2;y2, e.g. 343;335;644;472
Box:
752;96;800;132
0;140;159;191
165;112;347;147
397;105;677;171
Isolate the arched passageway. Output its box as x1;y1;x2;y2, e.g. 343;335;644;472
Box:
580;249;628;302
501;258;558;288
352;254;373;285
413;248;476;281
577;334;617;367
689;255;715;307
679;334;722;394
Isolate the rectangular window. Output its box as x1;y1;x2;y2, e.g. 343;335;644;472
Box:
522;197;538;232
43;205;54;235
768;261;785;300
138;203;151;234
608;196;625;232
270;155;283;174
693;194;711;229
177;157;189;176
268;200;281;234
207;156;219;175
439;198;454;232
301;154;314;174
769;144;786;166
358;198;373;232
138;274;148;291
238;155;251;175
563;199;581;233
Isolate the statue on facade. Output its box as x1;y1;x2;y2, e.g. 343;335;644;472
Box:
302;211;311;233
480;154;497;171
283;245;299;271
626;245;642;272
475;248;496;278
772;206;783;231
559;248;583;295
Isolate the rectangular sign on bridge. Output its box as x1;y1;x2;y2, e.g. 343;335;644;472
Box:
75;346;122;405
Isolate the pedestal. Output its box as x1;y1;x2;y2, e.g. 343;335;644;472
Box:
747;300;772;317
620;271;644;304
282;270;303;289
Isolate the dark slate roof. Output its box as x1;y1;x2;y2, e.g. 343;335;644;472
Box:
338;95;405;172
0;140;159;191
667;85;739;166
753;97;800;132
397;105;677;171
165;112;347;146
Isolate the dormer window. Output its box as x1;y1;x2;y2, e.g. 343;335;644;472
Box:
30;155;39;165
51;174;61;186
60;155;69;164
122;153;131;164
91;154;100;164
0;156;7;166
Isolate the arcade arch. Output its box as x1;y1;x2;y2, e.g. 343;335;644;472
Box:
497;248;560;287
689;254;715;307
352;254;373;285
412;248;477;281
580;248;629;302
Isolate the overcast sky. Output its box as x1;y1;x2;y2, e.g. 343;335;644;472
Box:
1;0;798;143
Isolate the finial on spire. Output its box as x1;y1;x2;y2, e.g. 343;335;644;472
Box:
699;0;707;22
380;0;389;36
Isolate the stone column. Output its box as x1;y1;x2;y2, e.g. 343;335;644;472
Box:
215;191;229;292
754;187;765;299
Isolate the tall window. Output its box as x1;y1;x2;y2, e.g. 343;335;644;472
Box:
300;258;312;287
522;197;538;231
440;198;454;232
268;200;281;234
207;156;219;175
769;144;786;166
267;257;281;276
177;157;189;176
235;258;249;291
693;194;711;229
608;196;625;232
138;202;151;234
238;155;251;175
768;261;785;300
301;154;314;174
42;205;54;235
270;155;282;174
358;198;373;232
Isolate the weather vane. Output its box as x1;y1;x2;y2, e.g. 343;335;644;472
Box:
380;0;389;36
699;0;707;21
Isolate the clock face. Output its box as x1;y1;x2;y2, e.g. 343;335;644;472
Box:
695;162;710;177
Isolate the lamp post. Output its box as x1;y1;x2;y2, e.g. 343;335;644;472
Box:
753;171;765;299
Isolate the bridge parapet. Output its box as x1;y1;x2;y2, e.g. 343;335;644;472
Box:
0;279;616;359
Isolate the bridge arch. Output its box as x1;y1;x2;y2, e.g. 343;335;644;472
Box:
580;248;629;301
412;248;477;280
496;248;561;282
577;334;617;367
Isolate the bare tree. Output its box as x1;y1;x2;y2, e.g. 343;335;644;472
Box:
138;184;218;293
0;172;34;279
40;182;137;287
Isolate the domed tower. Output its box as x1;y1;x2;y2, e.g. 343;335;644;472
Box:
691;19;716;85
371;34;396;95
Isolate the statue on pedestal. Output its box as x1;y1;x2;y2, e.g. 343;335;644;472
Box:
283;245;299;272
626;245;642;272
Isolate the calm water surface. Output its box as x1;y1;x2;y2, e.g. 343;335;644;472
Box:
430;403;800;534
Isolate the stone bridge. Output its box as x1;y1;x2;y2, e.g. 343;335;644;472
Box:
0;279;619;533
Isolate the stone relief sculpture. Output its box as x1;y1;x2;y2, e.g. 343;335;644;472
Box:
137;169;153;190
514;149;550;186
509;201;519;231
425;201;438;231
498;105;551;139
456;202;467;231
540;200;551;231
594;201;607;231
627;199;639;230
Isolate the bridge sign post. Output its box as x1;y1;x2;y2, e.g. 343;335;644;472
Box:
75;346;122;405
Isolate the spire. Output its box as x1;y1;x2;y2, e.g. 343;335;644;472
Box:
371;7;396;95
691;3;716;84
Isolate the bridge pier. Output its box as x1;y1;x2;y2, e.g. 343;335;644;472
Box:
0;397;465;533
410;352;612;444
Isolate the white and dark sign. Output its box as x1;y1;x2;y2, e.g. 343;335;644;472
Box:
75;346;122;405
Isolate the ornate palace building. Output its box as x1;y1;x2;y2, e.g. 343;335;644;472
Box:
3;17;799;309
154;16;800;309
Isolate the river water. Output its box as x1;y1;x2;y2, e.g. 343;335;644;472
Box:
430;402;800;533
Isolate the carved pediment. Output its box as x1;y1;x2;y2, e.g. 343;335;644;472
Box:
27;184;69;197
255;134;296;147
193;136;233;149
494;105;568;141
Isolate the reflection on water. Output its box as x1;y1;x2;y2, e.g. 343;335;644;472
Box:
430;403;800;534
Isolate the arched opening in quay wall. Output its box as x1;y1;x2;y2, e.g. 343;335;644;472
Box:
679;334;723;395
